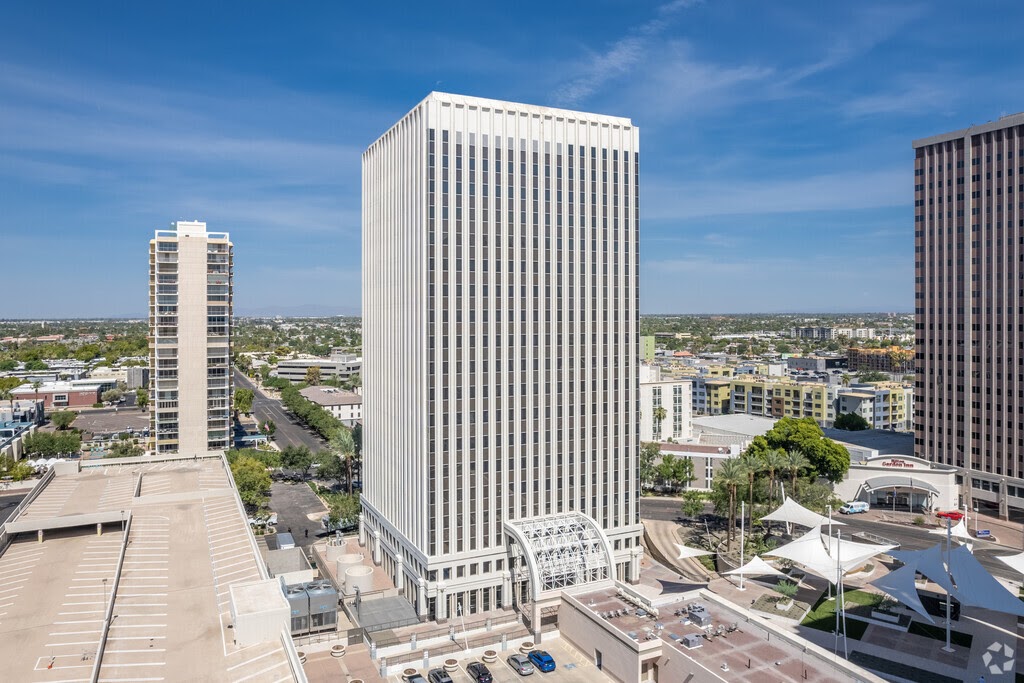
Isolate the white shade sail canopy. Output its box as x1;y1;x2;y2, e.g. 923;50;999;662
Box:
928;520;972;540
722;555;786;578
765;526;894;580
891;543;1024;618
674;544;713;561
870;561;935;624
761;497;844;529
996;551;1024;576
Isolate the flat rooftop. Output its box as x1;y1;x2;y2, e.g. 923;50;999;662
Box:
0;456;303;683
822;428;915;456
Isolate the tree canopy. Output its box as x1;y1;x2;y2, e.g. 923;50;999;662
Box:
747;416;850;483
50;410;77;430
230;455;272;508
834;412;871;431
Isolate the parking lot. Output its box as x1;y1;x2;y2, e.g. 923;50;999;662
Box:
268;481;329;549
386;639;609;683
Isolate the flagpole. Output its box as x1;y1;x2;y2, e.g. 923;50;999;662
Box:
827;504;833;600
739;501;745;591
942;516;954;653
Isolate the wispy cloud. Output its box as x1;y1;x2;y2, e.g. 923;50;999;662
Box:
551;0;703;106
644;167;907;221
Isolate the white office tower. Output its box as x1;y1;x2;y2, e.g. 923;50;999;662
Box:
149;221;233;455
361;93;642;627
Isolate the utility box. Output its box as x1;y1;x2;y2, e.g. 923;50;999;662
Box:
229;579;290;647
305;580;338;632
285;584;310;634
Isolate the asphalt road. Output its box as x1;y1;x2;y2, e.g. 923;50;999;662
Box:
233;370;326;452
639;497;1022;581
0;493;27;525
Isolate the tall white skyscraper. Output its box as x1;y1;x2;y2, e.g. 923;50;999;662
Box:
149;221;233;454
361;93;642;624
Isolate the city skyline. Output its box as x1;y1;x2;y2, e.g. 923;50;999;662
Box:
2;2;1023;317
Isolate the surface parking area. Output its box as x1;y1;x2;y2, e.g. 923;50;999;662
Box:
387;639;609;683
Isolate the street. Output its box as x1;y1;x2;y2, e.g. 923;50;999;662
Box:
639;497;1023;581
233;369;326;452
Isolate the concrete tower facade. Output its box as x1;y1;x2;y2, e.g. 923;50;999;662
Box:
913;113;1024;517
361;93;643;620
149;221;233;455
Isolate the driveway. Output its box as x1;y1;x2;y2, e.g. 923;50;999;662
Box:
269;480;329;550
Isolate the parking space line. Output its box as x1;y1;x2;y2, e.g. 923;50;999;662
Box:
226;648;283;671
231;659;287;683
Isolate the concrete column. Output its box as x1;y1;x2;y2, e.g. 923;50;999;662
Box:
358;512;366;547
96;523;103;536
371;530;381;565
532;601;542;641
394;555;404;590
37;529;44;543
416;577;427;620
436;582;447;622
501;570;512;609
629;546;644;584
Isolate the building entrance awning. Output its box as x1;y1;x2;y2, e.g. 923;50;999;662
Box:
863;476;939;496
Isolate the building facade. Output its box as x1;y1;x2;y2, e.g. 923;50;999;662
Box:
362;93;642;622
274;351;362;385
149;222;233;455
847;346;913;375
837;382;914;432
913;114;1024;518
729;377;838;427
298;386;362;427
639;364;692;443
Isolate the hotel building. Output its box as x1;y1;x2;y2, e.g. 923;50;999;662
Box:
913;113;1024;517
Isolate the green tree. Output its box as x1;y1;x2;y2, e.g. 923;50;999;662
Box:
136;388;149;411
233;388;254;415
674;455;696;490
857;371;888;383
652;405;667;440
680;490;706;519
835;412;871;431
323;492;360;530
656;454;678;489
305;366;322;386
639;442;659;489
280;445;313;473
50;410;77;430
761;448;788;506
330;427;357;494
101;388;123;404
740;451;763;531
0;359;17;371
716;458;747;552
785;450;811;498
230;455;272;508
760;417;850;483
23;360;48;371
106;440;144;458
315;451;345;483
10;460;34;481
262;419;276;438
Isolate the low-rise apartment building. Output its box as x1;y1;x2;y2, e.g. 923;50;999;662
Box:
847;346;914;375
730;377;838;427
639;365;692;442
298;386;362;427
837;382;913;431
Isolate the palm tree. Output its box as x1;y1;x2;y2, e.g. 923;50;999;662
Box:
785;450;811;500
0;386;14;421
716;458;747;552
761;449;788;505
331;427;357;494
652;405;667;441
740;451;764;531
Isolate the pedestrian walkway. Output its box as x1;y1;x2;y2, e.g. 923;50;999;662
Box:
642;518;713;582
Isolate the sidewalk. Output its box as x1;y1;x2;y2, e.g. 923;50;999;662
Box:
642;518;714;582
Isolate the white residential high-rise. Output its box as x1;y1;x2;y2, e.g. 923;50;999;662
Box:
149;221;233;454
361;93;642;624
639;364;693;442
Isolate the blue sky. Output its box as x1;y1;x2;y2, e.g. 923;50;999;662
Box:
1;1;1021;317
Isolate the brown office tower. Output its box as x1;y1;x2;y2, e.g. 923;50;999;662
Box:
913;113;1024;519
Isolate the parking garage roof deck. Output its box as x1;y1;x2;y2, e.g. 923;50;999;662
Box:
0;455;304;683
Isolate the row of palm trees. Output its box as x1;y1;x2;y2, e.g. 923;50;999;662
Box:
716;449;811;551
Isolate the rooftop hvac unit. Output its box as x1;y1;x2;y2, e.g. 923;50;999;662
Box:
304;580;338;631
284;584;309;634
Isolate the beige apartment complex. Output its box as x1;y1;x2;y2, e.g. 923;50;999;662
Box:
149;221;233;454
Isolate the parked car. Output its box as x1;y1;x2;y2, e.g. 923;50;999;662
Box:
936;510;965;521
507;654;534;676
427;670;453;683
407;676;427;683
839;501;869;514
527;650;555;673
467;662;494;683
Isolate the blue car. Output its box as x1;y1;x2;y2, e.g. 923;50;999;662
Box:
528;650;555;673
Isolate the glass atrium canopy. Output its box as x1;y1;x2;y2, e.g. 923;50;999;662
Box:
504;512;615;602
